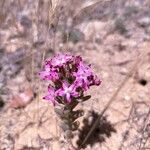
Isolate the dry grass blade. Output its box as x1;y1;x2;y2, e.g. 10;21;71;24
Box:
79;43;149;149
73;0;111;19
48;0;60;27
0;0;5;9
138;109;150;150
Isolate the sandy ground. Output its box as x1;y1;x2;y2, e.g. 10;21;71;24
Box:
0;0;150;149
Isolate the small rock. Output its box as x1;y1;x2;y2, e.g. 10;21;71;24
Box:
120;68;128;75
114;18;127;34
124;95;131;101
94;34;102;44
20;15;32;28
63;28;85;44
137;17;150;27
9;87;34;108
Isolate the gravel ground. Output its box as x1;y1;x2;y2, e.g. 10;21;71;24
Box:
0;0;150;149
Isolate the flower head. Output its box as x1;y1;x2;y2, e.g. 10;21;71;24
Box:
39;53;101;105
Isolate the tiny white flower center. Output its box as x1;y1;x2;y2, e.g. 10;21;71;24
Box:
45;67;51;72
64;87;71;94
56;58;65;65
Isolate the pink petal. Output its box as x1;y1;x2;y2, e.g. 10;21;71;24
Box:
71;91;79;97
66;93;71;103
57;89;65;96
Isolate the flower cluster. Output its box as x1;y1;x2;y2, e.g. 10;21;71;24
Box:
39;53;101;105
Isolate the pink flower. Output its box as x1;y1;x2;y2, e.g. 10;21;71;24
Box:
74;55;82;65
50;53;73;67
43;86;58;105
92;75;102;86
39;64;59;81
39;53;101;105
73;63;93;90
57;82;79;103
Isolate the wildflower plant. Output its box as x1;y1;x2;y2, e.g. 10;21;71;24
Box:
39;53;101;139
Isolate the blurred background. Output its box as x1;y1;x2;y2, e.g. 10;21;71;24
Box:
0;0;150;149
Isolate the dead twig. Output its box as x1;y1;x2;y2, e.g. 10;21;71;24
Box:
138;108;150;150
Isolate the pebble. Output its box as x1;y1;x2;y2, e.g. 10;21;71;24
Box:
9;87;33;108
120;68;128;75
124;95;131;101
137;17;150;27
